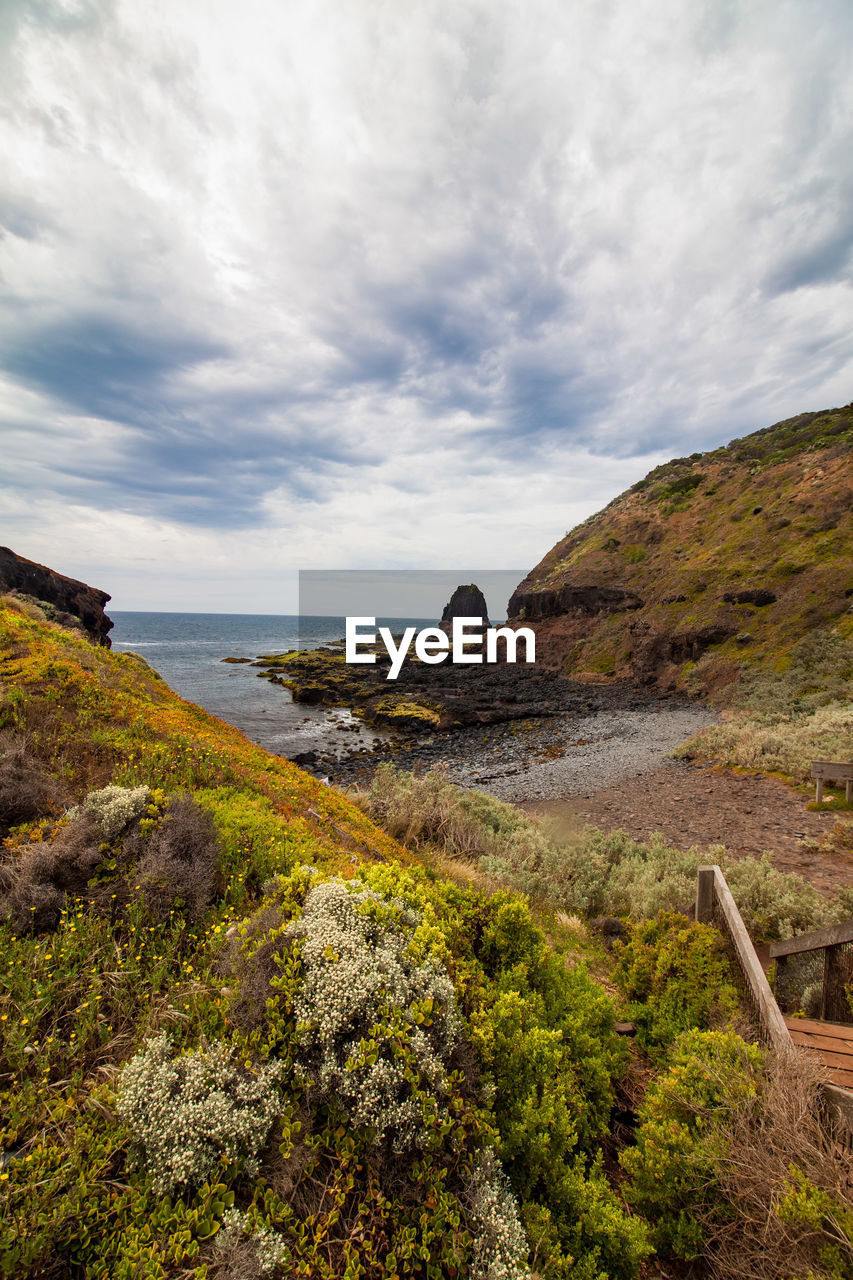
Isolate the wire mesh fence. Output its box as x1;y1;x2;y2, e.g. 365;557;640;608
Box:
774;941;853;1023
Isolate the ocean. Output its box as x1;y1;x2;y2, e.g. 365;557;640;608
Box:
109;612;433;760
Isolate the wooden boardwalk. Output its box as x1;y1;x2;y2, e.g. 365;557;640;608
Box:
784;1016;853;1091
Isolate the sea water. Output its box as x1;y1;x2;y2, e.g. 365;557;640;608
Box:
109;612;432;759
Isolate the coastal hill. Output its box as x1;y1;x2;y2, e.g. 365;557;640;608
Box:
508;405;853;694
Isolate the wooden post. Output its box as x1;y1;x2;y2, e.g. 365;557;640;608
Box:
823;946;843;1022
847;778;852;805
821;947;831;1021
816;777;824;803
696;866;715;924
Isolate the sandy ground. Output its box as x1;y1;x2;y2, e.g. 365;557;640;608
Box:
523;757;853;896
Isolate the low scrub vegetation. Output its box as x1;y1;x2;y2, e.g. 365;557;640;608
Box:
612;912;739;1054
3;593;852;1279
356;764;851;940
0;598;651;1279
677;631;853;785
624;1028;853;1278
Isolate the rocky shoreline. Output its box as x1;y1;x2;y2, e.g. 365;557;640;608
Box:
288;678;716;802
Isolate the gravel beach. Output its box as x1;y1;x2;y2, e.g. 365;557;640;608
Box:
451;703;718;801
321;688;717;802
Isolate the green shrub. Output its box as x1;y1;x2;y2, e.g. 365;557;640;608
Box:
70;783;151;840
651;473;704;501
116;1033;282;1193
622;1028;763;1257
482;823;702;921
613;912;739;1052
724;854;835;942
625;1033;853;1279
286;875;461;1152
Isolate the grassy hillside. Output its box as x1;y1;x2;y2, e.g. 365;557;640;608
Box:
2;597;853;1278
0;596;652;1279
512;404;853;697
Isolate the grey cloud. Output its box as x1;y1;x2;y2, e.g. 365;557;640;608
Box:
764;222;853;296
0;0;852;589
3;315;227;423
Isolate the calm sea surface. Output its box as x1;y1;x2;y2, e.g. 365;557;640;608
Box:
109;612;432;759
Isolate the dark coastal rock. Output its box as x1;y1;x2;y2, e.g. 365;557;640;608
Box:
0;547;113;646
722;588;777;606
441;583;490;628
259;642;591;732
629;623;736;684
508;583;644;621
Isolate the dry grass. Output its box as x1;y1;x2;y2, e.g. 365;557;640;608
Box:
128;797;221;924
0;730;60;834
700;1047;853;1280
675;700;853;785
351;762;547;863
0;815;104;933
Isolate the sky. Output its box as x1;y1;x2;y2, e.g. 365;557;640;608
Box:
1;0;851;612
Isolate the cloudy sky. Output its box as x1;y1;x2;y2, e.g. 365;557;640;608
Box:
1;0;851;611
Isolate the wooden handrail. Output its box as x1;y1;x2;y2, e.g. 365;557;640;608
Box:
697;865;792;1051
697;866;853;1137
769;920;853;960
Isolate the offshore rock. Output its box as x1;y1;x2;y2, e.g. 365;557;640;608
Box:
0;546;113;646
441;583;490;628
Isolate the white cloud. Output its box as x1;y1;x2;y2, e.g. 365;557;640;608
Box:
0;0;850;607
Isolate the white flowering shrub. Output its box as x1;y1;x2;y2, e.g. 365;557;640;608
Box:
214;1208;289;1276
466;1148;532;1280
71;784;151;840
286;877;460;1150
116;1033;281;1193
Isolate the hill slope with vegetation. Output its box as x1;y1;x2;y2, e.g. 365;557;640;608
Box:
2;593;853;1278
509;404;853;789
510;404;852;695
0;595;653;1278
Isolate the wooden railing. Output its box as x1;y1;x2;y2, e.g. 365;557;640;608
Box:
696;864;790;1049
696;865;853;1137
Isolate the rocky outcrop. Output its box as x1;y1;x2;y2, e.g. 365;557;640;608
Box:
627;620;737;685
257;644;592;731
508;583;643;621
0;547;113;646
441;583;490;627
721;589;777;607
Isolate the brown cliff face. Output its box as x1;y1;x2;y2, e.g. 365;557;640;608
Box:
506;405;853;692
0;547;113;646
507;583;643;621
